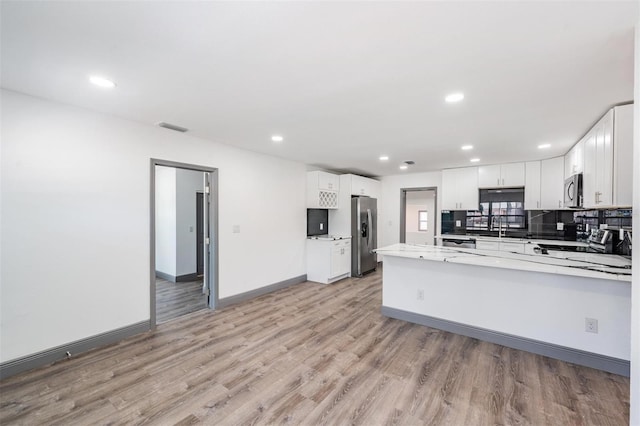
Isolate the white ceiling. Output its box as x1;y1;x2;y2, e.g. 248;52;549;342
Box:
1;1;636;177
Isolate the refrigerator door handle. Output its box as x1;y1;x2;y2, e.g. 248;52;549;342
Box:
366;208;373;251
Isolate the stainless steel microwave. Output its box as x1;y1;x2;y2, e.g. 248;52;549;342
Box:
564;173;583;208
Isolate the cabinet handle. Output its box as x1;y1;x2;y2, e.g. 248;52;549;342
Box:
558;200;561;208
497;178;500;186
502;178;504;186
537;201;540;208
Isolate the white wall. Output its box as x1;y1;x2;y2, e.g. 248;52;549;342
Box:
175;168;204;277
379;172;442;249
155;166;177;276
630;9;640;426
0;90;306;363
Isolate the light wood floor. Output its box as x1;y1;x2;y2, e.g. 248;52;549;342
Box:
156;277;207;324
0;270;629;425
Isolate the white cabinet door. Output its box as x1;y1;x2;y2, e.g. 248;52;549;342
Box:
442;167;479;210
441;169;458;210
540;157;565;209
478;165;501;188
350;175;368;196
565;139;584;178
501;163;525;187
330;240;351;278
478;163;524;188
524;161;541;210
613;104;634;207
458;167;479;210
583;110;614;208
318;172;339;191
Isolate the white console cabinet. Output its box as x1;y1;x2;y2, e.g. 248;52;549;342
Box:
306;238;351;284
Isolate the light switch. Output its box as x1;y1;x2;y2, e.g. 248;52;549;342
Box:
232;225;240;233
455;220;461;227
189;226;194;233
320;223;324;230
556;222;564;231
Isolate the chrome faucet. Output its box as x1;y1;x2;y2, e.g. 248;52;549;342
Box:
492;215;504;239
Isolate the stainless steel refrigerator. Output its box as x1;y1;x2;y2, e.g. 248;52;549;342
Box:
351;196;377;277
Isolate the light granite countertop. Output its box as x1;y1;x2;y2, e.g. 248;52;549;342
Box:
375;243;631;282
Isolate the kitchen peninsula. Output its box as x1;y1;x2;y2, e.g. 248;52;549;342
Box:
376;243;631;375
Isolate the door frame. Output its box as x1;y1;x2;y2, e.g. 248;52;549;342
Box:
399;187;438;245
150;159;219;330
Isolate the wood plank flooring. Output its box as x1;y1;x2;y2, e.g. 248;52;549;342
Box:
0;270;630;425
156;277;207;324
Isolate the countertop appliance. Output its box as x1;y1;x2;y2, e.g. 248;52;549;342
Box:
442;238;476;249
351;196;377;277
587;229;619;254
564;173;583;208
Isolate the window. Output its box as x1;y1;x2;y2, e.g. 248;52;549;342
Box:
418;210;428;231
466;188;526;231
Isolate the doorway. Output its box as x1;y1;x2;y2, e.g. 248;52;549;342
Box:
150;159;218;328
400;187;437;245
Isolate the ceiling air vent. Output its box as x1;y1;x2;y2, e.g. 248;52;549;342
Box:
404;161;415;165
157;122;188;133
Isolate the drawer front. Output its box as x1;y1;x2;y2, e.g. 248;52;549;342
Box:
476;240;500;251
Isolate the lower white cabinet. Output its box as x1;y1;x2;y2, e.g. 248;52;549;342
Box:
306;238;351;284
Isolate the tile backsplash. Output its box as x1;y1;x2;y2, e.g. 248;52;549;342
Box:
442;208;632;241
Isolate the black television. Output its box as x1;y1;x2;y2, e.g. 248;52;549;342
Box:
307;209;329;236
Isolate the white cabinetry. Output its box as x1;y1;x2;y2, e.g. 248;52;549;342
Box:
583;110;614;208
478;163;525;188
307;171;339;209
524;161;542;210
347;174;380;198
612;104;634;207
540;157;565;209
442;167;479;210
306;238;351;284
582;105;633;208
564;139;584;178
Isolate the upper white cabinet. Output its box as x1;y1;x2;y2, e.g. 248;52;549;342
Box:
612;104;634;207
582;105;633;208
524;161;541;210
344;174;380;198
318;172;339;191
540;157;565;209
307;171;339;209
583;110;613;208
442;167;478;210
564;139;584;178
478;163;525;188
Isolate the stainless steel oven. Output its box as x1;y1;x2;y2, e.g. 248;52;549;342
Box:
564;173;582;208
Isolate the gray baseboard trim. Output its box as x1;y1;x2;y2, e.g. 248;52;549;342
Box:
218;274;307;309
0;320;150;380
381;306;630;377
155;270;175;282
176;273;198;282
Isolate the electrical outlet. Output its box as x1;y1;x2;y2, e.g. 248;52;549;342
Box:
417;289;424;301
585;318;598;333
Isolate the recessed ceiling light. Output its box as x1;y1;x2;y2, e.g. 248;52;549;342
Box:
399;164;408;170
89;75;116;88
461;145;473;151
271;135;284;143
445;92;464;103
379;155;389;161
538;143;551;149
470;158;480;163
